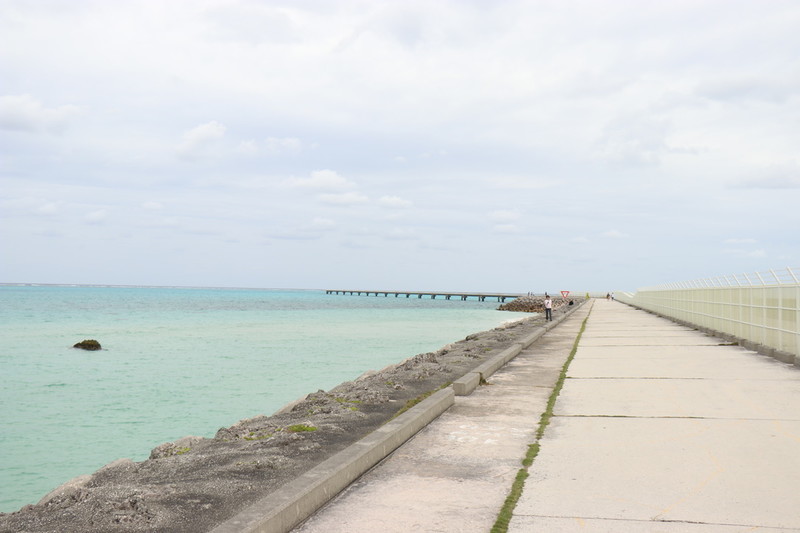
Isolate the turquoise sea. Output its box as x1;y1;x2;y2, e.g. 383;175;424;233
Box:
0;285;527;513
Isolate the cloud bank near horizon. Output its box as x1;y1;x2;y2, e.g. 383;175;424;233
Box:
1;0;798;291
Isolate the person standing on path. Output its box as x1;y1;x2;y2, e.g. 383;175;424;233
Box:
544;295;552;321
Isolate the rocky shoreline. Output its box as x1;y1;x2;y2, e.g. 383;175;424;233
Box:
0;301;576;533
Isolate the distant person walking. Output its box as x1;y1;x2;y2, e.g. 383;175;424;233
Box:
544;295;552;321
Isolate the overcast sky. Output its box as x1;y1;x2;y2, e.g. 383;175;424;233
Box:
1;0;798;293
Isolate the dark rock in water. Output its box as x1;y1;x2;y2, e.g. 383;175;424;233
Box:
73;339;101;351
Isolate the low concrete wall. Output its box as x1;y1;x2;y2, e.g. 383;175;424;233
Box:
453;372;481;396
211;388;455;533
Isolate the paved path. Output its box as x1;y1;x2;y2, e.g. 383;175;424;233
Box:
292;304;592;532
510;299;800;532
292;300;800;532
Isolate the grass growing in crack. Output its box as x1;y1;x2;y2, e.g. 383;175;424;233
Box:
335;397;362;404
335;397;362;411
491;310;590;533
286;424;316;433
536;318;584;440
243;431;274;441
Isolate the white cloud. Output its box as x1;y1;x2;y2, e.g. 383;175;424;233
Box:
203;3;298;45
489;210;521;222
35;202;59;215
269;217;336;241
142;201;164;211
340;238;374;249
270;231;322;241
724;238;756;244
177;121;226;157
730;162;800;189
697;75;800;104
594;115;670;166
489;176;552;190
724;247;767;258
319;192;369;205
229;176;280;190
265;137;302;155
237;140;259;155
0;94;79;133
235;137;302;157
285;170;356;191
734;176;800;189
378;196;412;209
493;224;520;234
385;228;417;240
84;209;109;224
309;217;335;229
142;217;179;229
602;230;628;239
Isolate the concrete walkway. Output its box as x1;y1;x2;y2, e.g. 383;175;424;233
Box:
510;299;800;532
292;304;592;532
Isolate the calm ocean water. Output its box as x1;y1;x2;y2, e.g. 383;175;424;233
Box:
0;285;527;513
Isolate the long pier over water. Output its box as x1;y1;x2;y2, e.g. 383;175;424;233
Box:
325;289;523;302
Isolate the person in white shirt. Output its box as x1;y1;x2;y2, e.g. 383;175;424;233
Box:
544;295;552;321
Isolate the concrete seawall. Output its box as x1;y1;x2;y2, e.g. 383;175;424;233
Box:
211;388;455;533
212;301;586;533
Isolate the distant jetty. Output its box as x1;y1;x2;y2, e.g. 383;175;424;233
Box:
325;290;523;302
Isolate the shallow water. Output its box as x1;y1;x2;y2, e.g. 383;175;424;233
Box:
0;285;528;512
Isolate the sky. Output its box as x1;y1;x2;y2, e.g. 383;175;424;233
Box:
1;0;798;293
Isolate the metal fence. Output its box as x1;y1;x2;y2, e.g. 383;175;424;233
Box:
617;267;799;359
638;267;800;290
